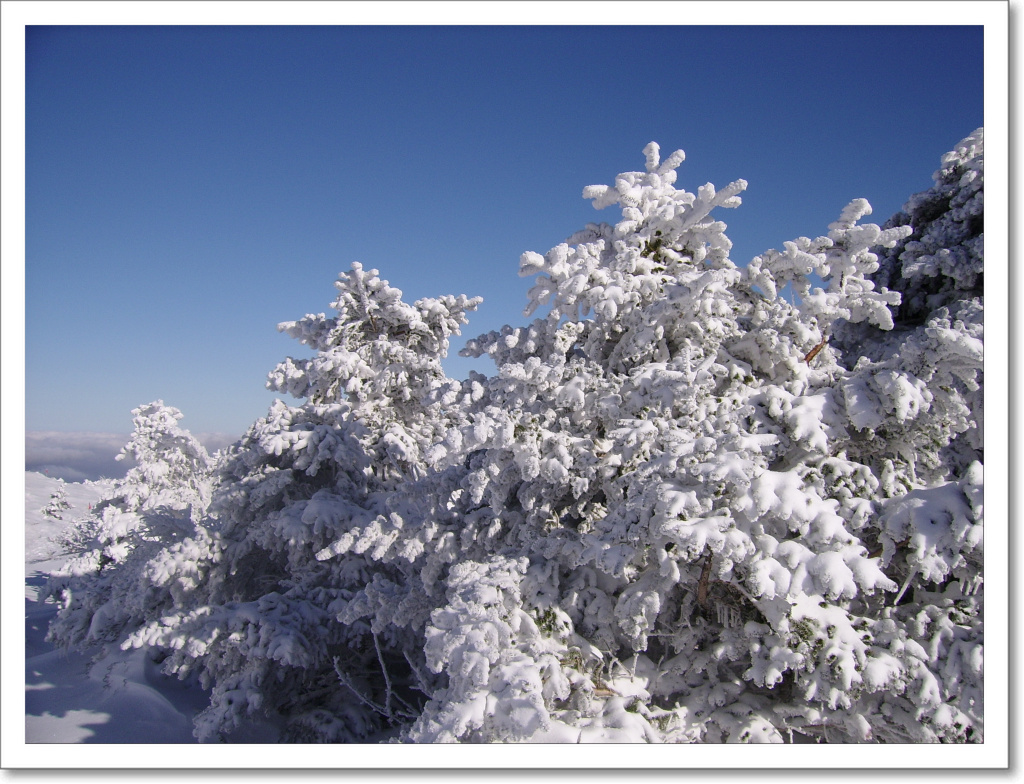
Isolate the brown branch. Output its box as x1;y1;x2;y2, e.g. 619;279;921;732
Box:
804;337;828;364
867;537;911;559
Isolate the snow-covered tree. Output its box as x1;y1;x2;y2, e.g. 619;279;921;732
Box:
831;128;984;481
74;265;483;741
47;401;215;652
332;135;982;743
106;400;216;518
46;133;983;744
42;480;70;519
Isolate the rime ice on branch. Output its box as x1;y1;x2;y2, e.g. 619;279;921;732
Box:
48;134;984;744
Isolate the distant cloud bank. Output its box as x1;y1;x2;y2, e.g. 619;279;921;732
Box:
194;432;240;456
26;431;130;481
25;431;240;482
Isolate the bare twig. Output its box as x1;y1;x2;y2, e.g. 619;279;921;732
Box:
403;650;435;697
334;656;388;717
697;546;713;608
373;633;393;718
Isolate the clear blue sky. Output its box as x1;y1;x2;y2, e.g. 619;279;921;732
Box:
24;24;984;438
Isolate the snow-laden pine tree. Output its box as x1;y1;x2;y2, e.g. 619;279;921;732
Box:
47;401;214;651
73;265;483;741
46;134;983;744
322;135;983;743
108;400;216;517
42;480;70;519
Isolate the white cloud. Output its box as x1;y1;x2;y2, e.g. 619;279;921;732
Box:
24;430;242;482
193;432;241;456
25;431;132;481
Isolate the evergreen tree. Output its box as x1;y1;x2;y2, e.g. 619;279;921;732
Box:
107;400;216;518
47;134;983;744
42;480;70;519
103;265;480;741
339;136;982;743
47;401;214;652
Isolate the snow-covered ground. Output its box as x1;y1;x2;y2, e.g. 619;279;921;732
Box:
23;472;208;744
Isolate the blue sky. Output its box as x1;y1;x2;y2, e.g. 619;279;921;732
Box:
22;22;984;441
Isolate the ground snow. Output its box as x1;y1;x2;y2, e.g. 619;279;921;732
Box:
23;472;208;744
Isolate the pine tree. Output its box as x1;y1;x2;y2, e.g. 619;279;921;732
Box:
46;134;983;744
338;136;982;743
116;265;482;741
42;480;70;519
47;401;215;652
107;400;216;518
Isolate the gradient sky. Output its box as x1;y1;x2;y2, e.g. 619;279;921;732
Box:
22;22;984;439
